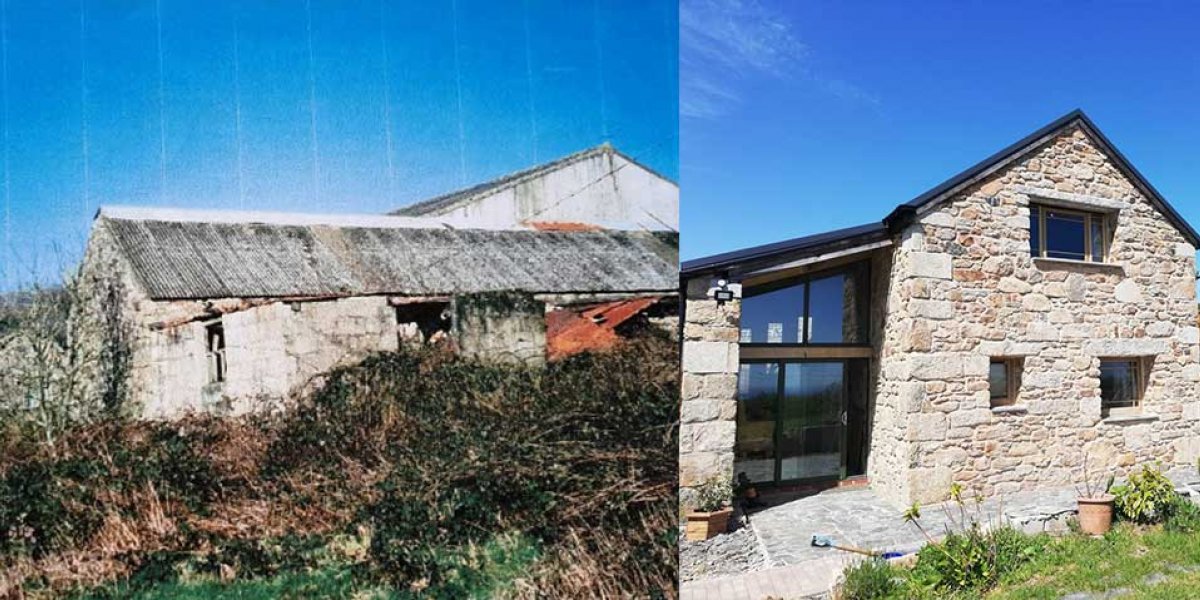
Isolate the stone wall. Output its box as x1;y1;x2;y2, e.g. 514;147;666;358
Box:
130;295;400;417
878;125;1200;504
453;291;547;366
679;277;740;505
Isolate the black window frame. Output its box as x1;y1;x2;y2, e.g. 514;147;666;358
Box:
739;261;872;348
1030;203;1109;263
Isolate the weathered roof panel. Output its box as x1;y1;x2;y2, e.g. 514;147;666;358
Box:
99;208;678;300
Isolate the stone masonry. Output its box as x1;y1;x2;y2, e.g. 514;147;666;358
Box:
679;277;740;504
679;121;1200;508
875;124;1200;505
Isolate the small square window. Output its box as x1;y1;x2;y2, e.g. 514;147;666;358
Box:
1099;358;1143;417
989;357;1022;407
205;320;226;384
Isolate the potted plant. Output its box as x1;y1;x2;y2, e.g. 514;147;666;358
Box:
1075;453;1116;536
686;476;733;541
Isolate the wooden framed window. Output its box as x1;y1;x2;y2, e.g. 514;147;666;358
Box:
988;357;1022;407
1099;358;1143;417
205;320;226;384
1029;204;1108;263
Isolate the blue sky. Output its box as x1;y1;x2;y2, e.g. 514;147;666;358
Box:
681;0;1200;260
0;0;677;287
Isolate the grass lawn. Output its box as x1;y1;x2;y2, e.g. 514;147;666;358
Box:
987;524;1200;599
849;524;1200;599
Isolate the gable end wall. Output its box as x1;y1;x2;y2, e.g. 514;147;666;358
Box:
874;125;1200;505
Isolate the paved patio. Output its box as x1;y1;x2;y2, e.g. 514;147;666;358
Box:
683;473;1200;599
682;485;1082;600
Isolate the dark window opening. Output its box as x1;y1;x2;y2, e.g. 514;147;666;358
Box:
1030;204;1108;263
740;262;869;345
989;357;1022;407
205;320;226;384
395;302;451;345
1099;358;1144;417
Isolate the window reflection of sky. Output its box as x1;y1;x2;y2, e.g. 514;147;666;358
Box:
741;284;804;343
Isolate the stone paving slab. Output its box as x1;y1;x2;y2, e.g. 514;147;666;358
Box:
681;555;851;600
683;474;1200;600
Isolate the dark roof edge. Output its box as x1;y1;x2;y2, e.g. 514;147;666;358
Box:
680;222;888;277
883;109;1200;246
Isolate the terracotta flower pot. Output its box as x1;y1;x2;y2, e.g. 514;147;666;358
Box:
1077;495;1115;535
685;507;733;541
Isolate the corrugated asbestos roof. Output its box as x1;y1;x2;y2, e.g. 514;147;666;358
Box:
98;209;679;300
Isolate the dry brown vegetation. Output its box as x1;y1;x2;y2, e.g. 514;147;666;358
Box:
0;334;678;599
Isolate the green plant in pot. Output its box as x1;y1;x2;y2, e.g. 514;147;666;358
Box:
1075;453;1115;536
686;476;733;541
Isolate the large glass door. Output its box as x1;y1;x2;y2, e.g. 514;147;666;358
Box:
778;362;845;481
735;359;867;485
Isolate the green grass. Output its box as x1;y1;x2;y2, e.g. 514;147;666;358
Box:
78;566;388;600
78;532;540;600
989;525;1200;599
844;525;1200;600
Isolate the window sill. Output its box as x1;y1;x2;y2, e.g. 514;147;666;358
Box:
991;405;1028;415
1032;257;1124;273
1101;413;1158;425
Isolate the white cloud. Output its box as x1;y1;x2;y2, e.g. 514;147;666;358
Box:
680;0;877;118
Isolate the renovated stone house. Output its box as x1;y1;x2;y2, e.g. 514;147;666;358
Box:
76;147;678;418
680;110;1200;507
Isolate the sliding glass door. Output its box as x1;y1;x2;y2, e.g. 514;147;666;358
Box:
778;362;844;481
735;359;868;485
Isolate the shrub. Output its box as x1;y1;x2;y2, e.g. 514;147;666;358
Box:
1112;464;1178;524
691;476;732;512
903;484;1044;593
1165;498;1200;533
841;558;901;600
910;525;1042;592
0;457;105;557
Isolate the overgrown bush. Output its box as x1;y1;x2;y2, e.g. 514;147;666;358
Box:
841;558;900;600
1112;463;1178;524
0;334;678;598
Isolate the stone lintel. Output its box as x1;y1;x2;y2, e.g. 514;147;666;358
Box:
1081;338;1169;357
1014;185;1130;212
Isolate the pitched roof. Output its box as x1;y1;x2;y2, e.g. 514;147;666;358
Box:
884;109;1200;246
390;144;675;218
96;206;678;301
683;109;1200;276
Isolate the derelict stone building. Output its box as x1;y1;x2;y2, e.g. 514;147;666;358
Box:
78;146;678;418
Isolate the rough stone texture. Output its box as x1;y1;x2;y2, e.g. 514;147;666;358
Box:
876;125;1200;504
681;124;1200;510
130;295;402;418
679;278;741;502
453;292;547;366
